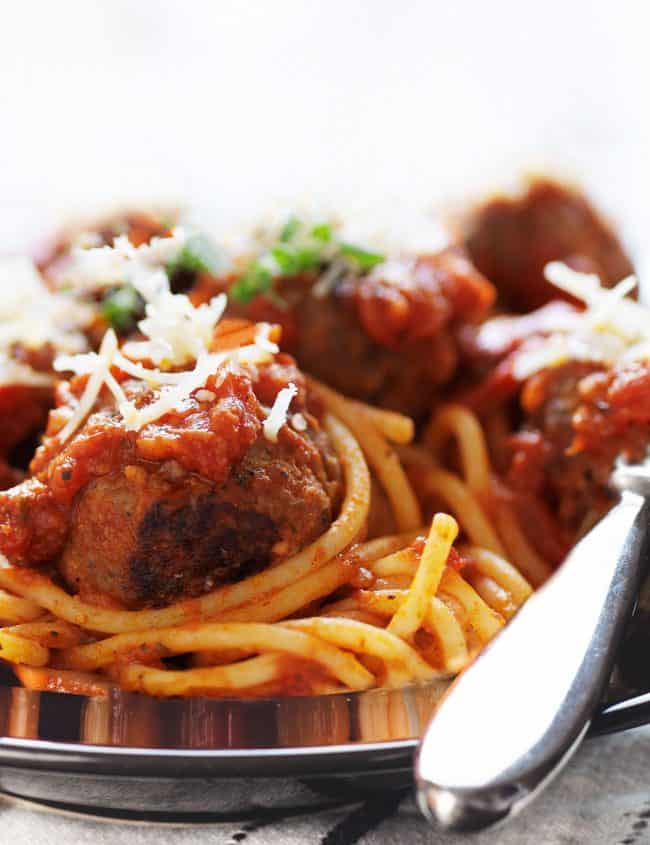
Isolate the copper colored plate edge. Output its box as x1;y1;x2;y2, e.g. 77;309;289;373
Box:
0;679;449;766
0;679;643;780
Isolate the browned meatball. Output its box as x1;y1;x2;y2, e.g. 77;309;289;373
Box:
198;247;495;420
0;349;341;608
0;345;59;490
0;383;52;466
60;437;336;608
505;359;650;538
463;179;634;312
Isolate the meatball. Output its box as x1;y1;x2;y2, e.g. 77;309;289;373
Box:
0;344;59;489
505;359;650;537
200;247;495;420
0;384;51;465
0;354;341;608
464;179;634;312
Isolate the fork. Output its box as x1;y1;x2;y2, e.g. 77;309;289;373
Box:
415;463;650;832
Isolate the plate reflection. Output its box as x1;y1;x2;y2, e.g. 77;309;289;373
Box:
0;679;451;750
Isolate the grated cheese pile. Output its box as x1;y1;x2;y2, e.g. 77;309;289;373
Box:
0;256;92;387
51;228;187;295
121;291;228;367
512;261;650;380
50;233;296;445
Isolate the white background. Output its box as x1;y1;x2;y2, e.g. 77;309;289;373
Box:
0;0;648;266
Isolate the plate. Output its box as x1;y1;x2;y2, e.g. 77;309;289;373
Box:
2;581;650;818
0;658;649;818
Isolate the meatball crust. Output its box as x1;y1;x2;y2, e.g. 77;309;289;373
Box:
0;354;342;608
464;179;634;312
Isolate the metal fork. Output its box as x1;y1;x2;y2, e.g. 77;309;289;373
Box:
415;463;650;832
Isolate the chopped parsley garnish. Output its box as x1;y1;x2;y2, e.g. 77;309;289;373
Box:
229;217;385;304
270;243;321;276
166;231;222;278
230;261;274;304
279;216;301;243
338;242;385;271
310;222;333;243
101;285;143;333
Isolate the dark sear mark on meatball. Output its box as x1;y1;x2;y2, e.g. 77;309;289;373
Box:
59;433;337;609
59;471;281;608
131;498;277;607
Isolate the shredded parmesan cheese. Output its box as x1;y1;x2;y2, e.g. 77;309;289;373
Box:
512;261;650;380
58;225;227;369
123;292;227;367
264;383;298;442
0;354;54;387
54;328;280;438
195;389;217;403
53;330;121;444
0;257;91;354
312;258;349;299
52;229;187;295
43;226;295;443
368;257;417;288
119;353;224;431
72;231;104;250
544;261;645;341
0;256;91;387
290;412;308;432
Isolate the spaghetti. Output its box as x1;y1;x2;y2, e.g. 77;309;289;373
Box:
3;210;597;702
0;385;535;698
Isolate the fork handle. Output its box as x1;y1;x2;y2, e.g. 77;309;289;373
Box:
415;490;650;832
